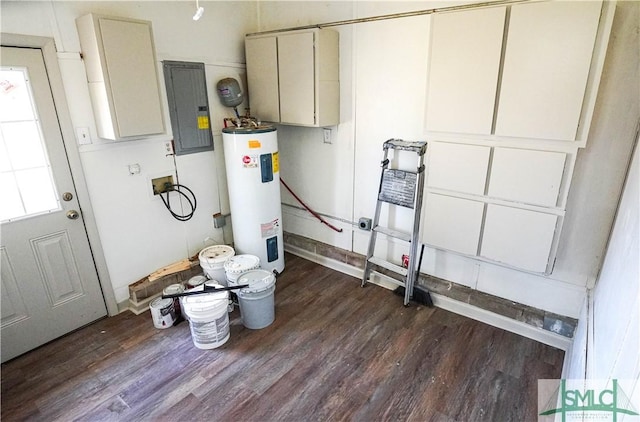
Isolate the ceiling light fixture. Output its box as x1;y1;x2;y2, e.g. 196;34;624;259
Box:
193;0;204;21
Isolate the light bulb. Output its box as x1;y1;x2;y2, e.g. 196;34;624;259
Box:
193;6;204;20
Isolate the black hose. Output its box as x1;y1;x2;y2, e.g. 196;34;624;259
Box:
159;184;197;221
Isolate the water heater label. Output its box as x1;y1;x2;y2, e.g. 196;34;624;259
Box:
272;151;279;173
248;140;261;149
242;155;258;168
261;218;280;238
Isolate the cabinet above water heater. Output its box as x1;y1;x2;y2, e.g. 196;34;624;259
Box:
245;28;340;127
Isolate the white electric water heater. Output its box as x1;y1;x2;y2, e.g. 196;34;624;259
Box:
222;126;285;274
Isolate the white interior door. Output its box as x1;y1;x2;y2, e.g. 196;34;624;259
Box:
0;46;107;362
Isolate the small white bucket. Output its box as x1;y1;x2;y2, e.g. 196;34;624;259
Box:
199;245;235;286
150;297;176;329
236;269;276;330
163;283;186;321
181;284;230;349
224;254;261;287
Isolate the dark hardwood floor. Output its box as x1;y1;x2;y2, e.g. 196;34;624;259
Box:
1;253;563;421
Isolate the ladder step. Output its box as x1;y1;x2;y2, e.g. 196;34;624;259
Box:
370;270;405;288
373;226;412;242
383;139;427;155
368;256;408;276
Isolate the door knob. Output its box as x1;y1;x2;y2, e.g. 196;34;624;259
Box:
66;210;79;220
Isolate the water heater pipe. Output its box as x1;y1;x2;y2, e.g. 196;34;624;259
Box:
280;178;343;233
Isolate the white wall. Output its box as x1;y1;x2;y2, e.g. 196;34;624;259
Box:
564;132;638;401
256;1;639;318
1;1;258;303
2;0;637;318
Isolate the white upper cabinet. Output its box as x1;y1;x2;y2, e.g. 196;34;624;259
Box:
425;7;506;135
495;1;603;141
278;32;316;126
245;36;280;123
76;14;164;141
245;29;339;127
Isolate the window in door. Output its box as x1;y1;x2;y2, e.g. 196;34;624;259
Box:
0;67;59;222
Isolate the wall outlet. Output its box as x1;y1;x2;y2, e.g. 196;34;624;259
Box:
323;128;332;144
358;217;372;231
164;141;174;155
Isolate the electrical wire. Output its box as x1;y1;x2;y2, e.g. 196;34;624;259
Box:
159;184;197;221
280;178;343;233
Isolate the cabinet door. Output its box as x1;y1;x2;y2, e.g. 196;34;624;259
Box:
488;148;566;207
427;142;490;195
480;204;557;273
246;36;280;123
425;7;505;134
99;18;164;138
423;194;485;256
278;32;315;126
494;1;602;140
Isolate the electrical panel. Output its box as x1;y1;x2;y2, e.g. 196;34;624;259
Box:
162;61;213;155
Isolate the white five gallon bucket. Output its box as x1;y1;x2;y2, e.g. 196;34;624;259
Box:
181;284;230;349
236;269;276;329
224;254;261;287
199;245;235;286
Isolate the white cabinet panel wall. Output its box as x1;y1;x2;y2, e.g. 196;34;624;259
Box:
423;194;484;256
420;0;612;278
427;142;490;195
425;0;606;143
425;7;505;134
481;204;558;273
423;141;567;274
488;148;566;207
495;1;603;141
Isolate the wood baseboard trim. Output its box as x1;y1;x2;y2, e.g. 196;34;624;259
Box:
285;244;572;351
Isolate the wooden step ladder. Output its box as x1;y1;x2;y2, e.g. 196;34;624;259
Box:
361;139;428;306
